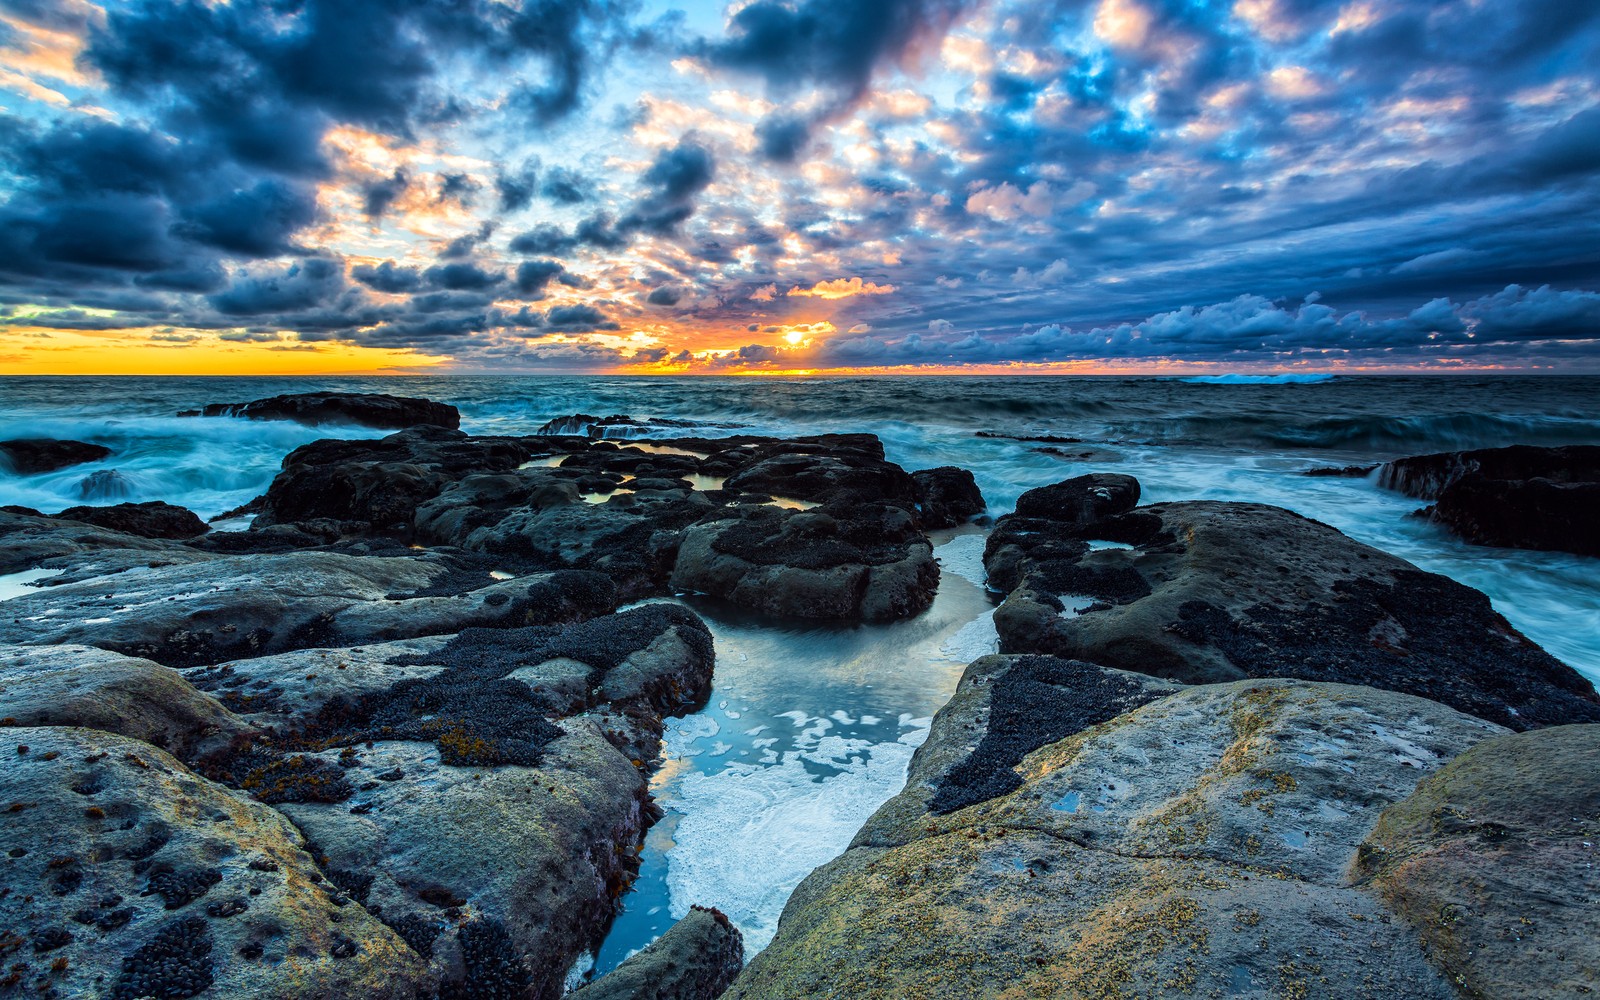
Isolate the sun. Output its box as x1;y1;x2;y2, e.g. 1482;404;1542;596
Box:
783;330;806;345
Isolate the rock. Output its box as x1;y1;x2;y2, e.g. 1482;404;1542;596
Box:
1012;471;1139;524
1377;444;1600;498
0;726;429;999
182;637;452;721
1303;463;1377;478
0;645;251;758
201;606;717;1000
910;467;985;529
0;438;111;474
1354;724;1600;1000
574;907;744;1000
1377;445;1600;556
670;502;938;621
74;468;138;501
984;492;1600;730
180;391;461;430
534;413;700;438
53;501;209;539
0;550;617;667
722;444;918;508
0;508;187;575
727;677;1506;1000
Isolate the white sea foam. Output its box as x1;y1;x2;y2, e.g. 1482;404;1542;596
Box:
935;532;990;588
662;716;930;954
1179;373;1336;384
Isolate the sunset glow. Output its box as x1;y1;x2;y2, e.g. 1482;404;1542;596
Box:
0;0;1596;375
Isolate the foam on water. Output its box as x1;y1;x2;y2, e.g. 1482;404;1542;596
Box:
1180;373;1337;385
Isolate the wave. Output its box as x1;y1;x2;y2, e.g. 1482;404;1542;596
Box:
1180;373;1337;384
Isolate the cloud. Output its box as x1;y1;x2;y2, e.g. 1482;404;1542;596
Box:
788;277;898;299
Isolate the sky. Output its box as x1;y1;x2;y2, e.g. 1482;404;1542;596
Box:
1;0;1598;375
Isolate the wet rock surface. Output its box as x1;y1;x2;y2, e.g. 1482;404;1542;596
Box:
0;644;251;759
1378;445;1600;556
180;391;461;430
574;906;744;1000
1355;723;1600;1000
984;485;1600;730
0;438;112;474
0;547;616;667
729;677;1507;1000
1;726;429;1000
911;466;986;528
671;502;938;620
53;500;210;539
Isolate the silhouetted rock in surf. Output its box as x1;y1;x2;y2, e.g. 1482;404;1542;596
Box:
180;391;460;430
0;437;111;474
54;500;209;539
1378;445;1600;556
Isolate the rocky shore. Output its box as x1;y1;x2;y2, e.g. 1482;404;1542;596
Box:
2;392;1595;1000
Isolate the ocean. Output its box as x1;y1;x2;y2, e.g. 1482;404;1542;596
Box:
3;372;1598;975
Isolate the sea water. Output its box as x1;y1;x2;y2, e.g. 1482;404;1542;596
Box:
3;373;1597;973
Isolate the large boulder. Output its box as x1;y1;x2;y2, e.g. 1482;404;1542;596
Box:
1355;724;1600;999
181;391;461;430
0;438;111;474
0;726;430;999
0;645;251;758
984;492;1600;730
1378;445;1600;556
53;500;209;539
911;466;986;529
188;605;716;1000
574;907;744;1000
671;502;938;620
0;550;616;667
252;427;546;539
728;674;1508;1000
1012;471;1139;524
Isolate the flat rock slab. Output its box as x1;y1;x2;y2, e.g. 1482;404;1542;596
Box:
182;391;460;430
0;644;250;758
1356;724;1600;1000
0;726;428;999
0;550;613;666
729;678;1507;1000
985;496;1600;730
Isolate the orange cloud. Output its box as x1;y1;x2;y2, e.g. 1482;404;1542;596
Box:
787;277;897;300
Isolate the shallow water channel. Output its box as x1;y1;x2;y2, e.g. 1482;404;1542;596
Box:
582;529;996;978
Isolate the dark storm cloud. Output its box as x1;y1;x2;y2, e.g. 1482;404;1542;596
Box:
495;160;542;213
646;285;683;306
423;261;505;291
208;257;346;316
540;166;594;204
699;0;972;160
361;170;411;219
352;262;423;294
514;259;567;297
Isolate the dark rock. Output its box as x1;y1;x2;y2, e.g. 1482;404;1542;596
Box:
54;500;209;539
574;906;744;1000
1378;444;1600;498
0;438;111;474
671;501;938;620
1378;445;1600;555
253;426;543;539
1302;463;1377;478
911;466;985;529
985;491;1600;731
1013;472;1140;524
723;444;918;508
181;391;460;430
75;468;138;501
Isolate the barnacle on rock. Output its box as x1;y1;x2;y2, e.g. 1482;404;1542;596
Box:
439;919;531;1000
113;916;213;1000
